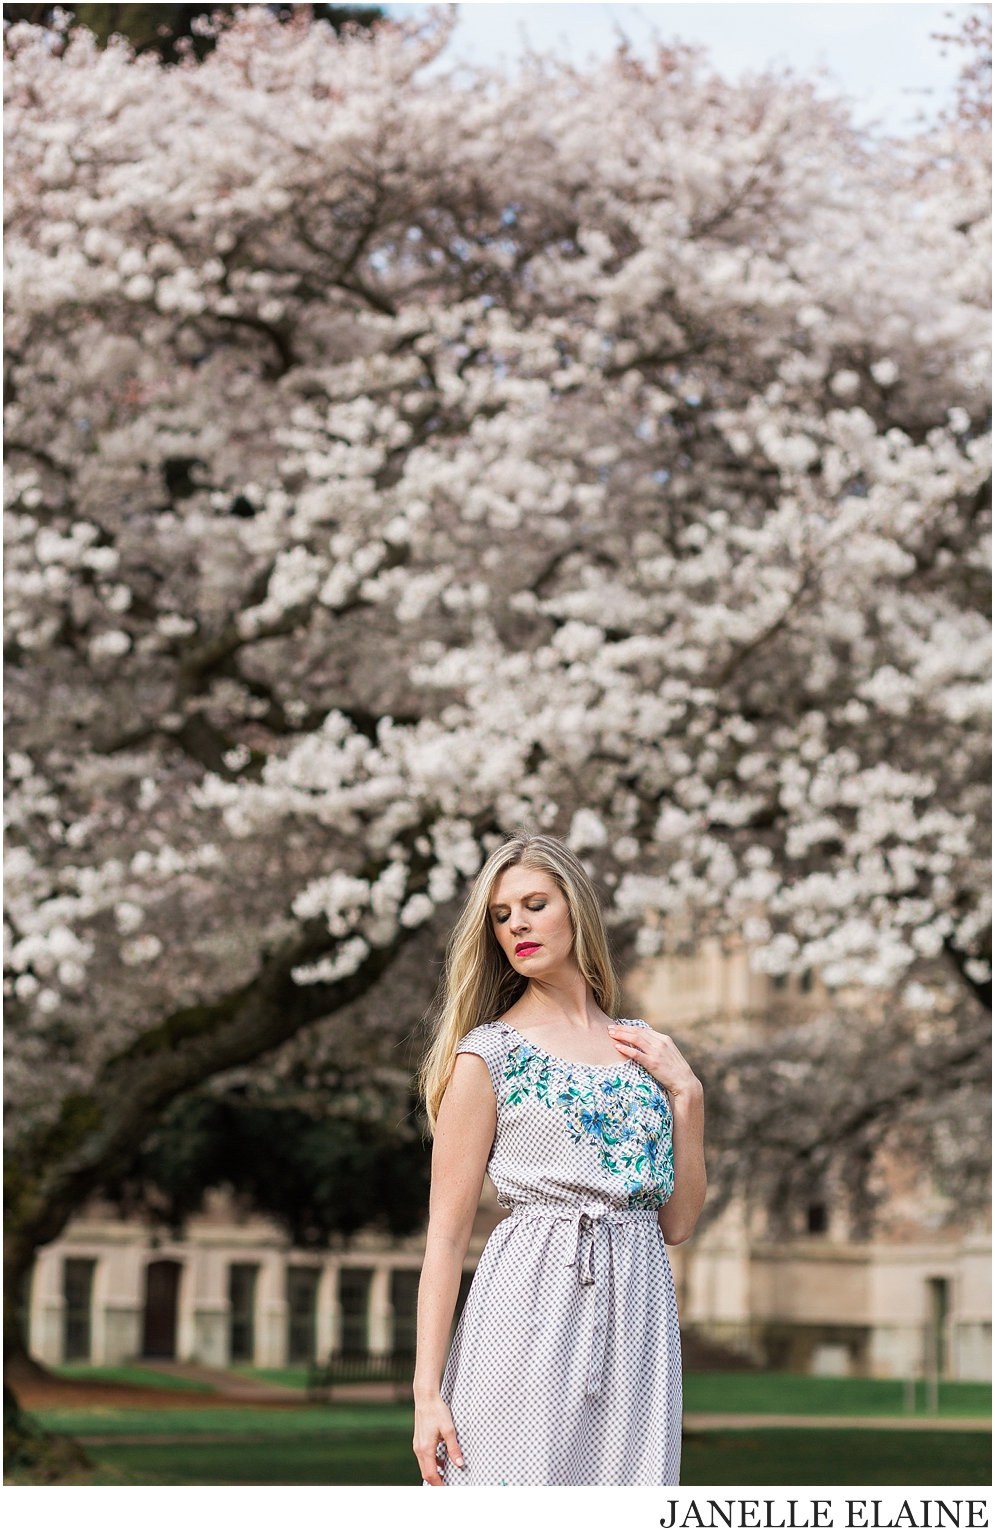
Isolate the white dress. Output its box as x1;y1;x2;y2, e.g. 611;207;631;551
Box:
439;1018;682;1486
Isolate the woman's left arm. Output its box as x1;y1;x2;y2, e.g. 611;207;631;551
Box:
607;1023;706;1245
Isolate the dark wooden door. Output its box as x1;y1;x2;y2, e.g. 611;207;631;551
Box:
142;1260;181;1357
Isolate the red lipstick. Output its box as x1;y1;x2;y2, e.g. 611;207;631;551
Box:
515;942;541;956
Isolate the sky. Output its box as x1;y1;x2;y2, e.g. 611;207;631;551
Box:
381;2;985;136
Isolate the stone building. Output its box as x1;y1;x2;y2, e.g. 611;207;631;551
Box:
28;1186;502;1373
629;942;991;1383
26;948;991;1381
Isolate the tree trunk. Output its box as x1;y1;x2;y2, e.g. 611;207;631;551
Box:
3;1336;93;1483
4;908;425;1392
3;1381;94;1484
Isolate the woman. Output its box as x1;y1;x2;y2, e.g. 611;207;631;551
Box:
413;833;706;1487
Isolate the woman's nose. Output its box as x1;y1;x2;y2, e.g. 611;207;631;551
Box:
510;911;530;934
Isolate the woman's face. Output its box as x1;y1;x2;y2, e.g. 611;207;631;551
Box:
488;865;577;980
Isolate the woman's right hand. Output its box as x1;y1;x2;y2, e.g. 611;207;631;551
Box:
413;1392;464;1485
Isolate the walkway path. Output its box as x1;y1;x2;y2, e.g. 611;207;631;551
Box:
128;1359;304;1403
128;1361;412;1405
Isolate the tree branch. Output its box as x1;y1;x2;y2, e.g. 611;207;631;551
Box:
4;860;434;1292
944;936;992;1012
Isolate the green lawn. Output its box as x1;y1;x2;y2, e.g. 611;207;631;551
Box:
78;1430;421;1486
32;1404;412;1437
682;1372;991;1419
682;1429;992;1486
43;1422;995;1487
25;1395;990;1487
24;1373;991;1487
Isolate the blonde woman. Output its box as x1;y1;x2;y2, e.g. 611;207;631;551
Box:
413;833;706;1487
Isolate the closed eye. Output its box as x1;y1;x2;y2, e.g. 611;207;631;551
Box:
493;900;545;924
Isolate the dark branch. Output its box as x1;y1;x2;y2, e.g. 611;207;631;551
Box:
4;842;436;1286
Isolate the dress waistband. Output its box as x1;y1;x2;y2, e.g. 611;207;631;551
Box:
505;1204;658;1225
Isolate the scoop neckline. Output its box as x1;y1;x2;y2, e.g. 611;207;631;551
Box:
496;1018;642;1074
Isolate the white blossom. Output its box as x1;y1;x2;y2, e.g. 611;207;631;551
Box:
291;936;369;987
88;629;131;660
119;934;163;967
400;894;435;929
3;12;988;1139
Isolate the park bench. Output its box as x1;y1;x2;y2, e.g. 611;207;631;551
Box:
306;1350;415;1402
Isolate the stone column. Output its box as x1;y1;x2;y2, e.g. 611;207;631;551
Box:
256;1251;289;1367
101;1238;143;1365
368;1264;392;1356
175;1243;197;1363
190;1243;230;1367
89;1251;108;1366
29;1246;64;1367
316;1261;338;1364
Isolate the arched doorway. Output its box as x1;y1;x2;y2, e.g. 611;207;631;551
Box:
142;1260;182;1358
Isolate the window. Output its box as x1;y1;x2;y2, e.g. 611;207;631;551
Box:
927;1277;949;1379
806;1204;828;1235
63;1259;96;1362
390;1270;419;1357
229;1264;258;1364
286;1267;320;1365
338;1268;373;1357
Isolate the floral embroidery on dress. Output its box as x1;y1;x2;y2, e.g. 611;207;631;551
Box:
503;1041;674;1208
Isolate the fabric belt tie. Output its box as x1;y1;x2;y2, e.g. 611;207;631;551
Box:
507;1205;658;1399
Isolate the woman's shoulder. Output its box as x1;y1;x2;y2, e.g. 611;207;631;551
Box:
455;1021;516;1097
456;1019;516;1057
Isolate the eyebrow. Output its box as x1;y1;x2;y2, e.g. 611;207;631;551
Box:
489;890;551;909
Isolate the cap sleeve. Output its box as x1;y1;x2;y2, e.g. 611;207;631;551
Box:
455;1022;511;1099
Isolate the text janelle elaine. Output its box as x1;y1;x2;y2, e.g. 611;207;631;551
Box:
660;1502;990;1530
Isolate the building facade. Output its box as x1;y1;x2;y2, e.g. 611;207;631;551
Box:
26;949;991;1382
27;1180;991;1381
28;1183;505;1373
630;941;992;1382
668;1203;991;1381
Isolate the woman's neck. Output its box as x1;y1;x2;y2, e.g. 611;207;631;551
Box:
509;971;608;1033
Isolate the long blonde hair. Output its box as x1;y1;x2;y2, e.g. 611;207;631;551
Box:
420;833;620;1132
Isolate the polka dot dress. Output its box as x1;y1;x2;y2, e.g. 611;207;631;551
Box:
439;1019;682;1487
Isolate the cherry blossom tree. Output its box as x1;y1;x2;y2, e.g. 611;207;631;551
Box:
4;8;990;1366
